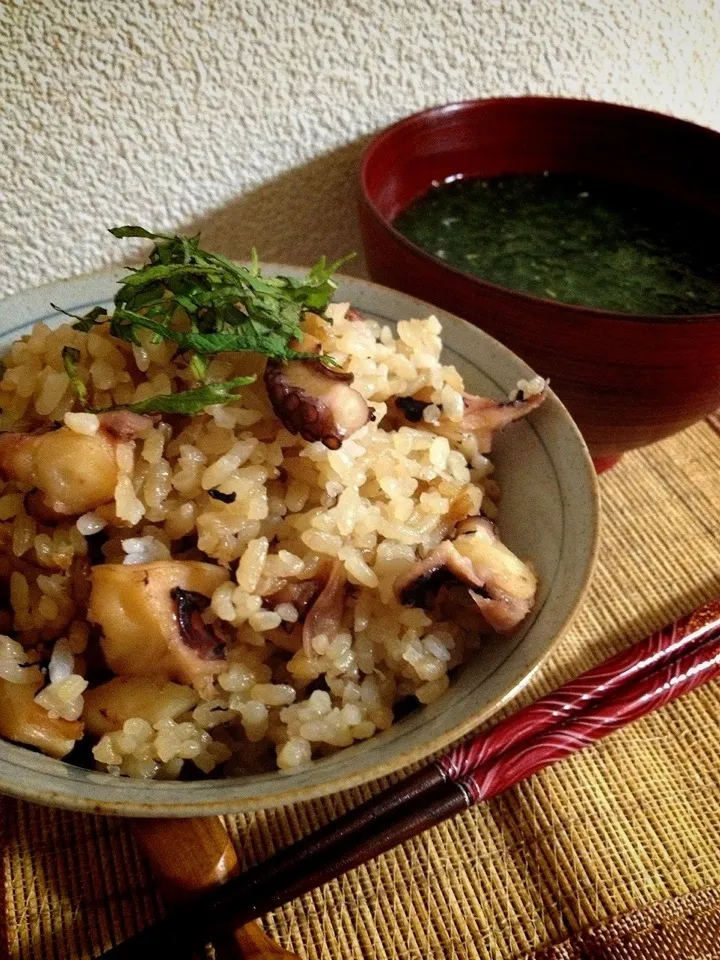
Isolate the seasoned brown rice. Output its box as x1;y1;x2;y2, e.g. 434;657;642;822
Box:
0;300;541;778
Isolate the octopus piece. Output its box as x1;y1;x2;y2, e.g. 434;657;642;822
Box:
88;560;229;696
97;410;159;440
0;412;158;519
445;392;546;453
265;623;304;654
386;388;545;453
84;676;199;737
264;336;370;448
0;677;83;759
262;575;332;652
453;518;538;630
302;560;347;654
395;541;478;609
394;518;537;633
265;580;323;623
0;426;119;516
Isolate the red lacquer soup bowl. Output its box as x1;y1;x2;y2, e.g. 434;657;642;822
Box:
358;97;720;467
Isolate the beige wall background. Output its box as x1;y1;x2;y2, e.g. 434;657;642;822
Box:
1;0;719;298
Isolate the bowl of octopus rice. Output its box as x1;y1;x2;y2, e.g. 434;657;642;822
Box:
0;233;598;815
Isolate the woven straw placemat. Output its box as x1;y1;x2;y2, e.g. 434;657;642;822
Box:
2;420;720;960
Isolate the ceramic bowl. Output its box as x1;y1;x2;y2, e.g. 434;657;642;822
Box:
0;270;598;816
358;97;720;470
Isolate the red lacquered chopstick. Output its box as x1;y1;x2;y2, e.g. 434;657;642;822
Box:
100;597;720;959
440;597;720;778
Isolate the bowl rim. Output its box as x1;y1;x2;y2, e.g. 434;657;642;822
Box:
0;267;600;817
359;95;720;326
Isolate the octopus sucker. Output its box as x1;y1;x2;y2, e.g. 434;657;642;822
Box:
264;355;370;448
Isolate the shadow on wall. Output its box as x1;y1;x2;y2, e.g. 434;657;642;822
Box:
185;137;372;277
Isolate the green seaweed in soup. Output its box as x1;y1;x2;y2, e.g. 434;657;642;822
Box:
394;173;720;316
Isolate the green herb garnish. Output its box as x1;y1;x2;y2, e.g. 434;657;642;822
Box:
107;311;316;360
61;346;88;405
52;304;107;332
57;227;353;418
110;376;255;416
107;227;352;364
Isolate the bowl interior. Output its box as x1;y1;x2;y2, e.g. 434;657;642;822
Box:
0;270;598;816
363;97;720;230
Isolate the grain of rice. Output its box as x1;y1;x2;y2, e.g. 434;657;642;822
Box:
416;674;450;703
0;636;41;684
201;439;257;489
94;736;122;766
48;638;74;684
285;480;310;512
0;493;24;521
239;701;269;741
301;530;343;556
275;602;298;623
233;409;263;427
192;700;235;729
277;738;312;769
250;684;296;707
122;536;171;565
67;621;89;654
512;375;546;400
422;403;442;425
232;588;263;622
369;706;394;729
309;689;332;715
429;435;450;469
236;537;269;593
64;412;100;435
76;512;107;536
338;545;378;588
35;674;88;721
12;511;36;558
351;720;376;739
211;582;236;622
471;453;493;477
142;428;166;464
114;476;145;525
247;493;269;520
35;370;69;416
340;703;363;726
248;610;282;633
38;595;59;620
163;501;197;539
90;359;117;391
440;384;465;422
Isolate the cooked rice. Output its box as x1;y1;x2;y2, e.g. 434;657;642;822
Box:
0;302;531;778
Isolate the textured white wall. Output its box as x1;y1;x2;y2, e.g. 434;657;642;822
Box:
1;0;719;297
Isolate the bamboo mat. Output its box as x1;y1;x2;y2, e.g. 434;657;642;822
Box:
2;419;720;960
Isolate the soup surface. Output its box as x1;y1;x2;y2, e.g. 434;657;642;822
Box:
394;173;720;316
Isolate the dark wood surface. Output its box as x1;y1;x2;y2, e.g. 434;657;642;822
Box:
133;818;299;960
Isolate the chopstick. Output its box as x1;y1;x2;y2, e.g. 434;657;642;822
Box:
99;597;720;959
